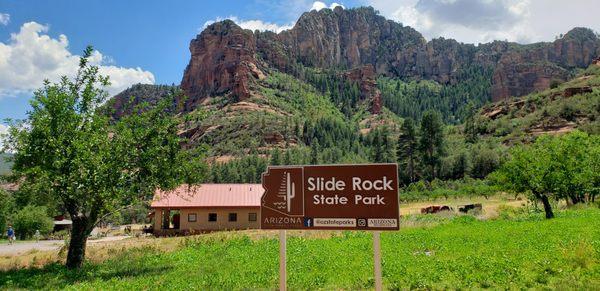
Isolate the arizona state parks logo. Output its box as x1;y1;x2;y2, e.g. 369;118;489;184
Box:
261;164;400;230
261;167;304;217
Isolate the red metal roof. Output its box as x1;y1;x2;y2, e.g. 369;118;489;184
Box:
151;184;263;208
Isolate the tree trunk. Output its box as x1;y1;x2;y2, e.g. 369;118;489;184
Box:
66;216;90;269
569;194;580;205
540;195;555;219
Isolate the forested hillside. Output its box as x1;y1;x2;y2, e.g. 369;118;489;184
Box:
379;65;493;123
107;6;600;189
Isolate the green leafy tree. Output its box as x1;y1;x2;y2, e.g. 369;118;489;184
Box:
588;137;600;203
12;205;53;240
495;131;600;216
7;47;205;268
396;118;418;184
551;131;599;204
470;146;500;179
443;151;469;180
418;110;445;180
0;189;13;235
493;135;559;218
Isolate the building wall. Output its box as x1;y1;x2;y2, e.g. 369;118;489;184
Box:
153;207;261;234
153;209;164;232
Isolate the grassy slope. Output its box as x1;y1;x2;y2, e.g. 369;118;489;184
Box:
476;65;600;143
192;70;401;157
1;208;599;290
187;70;350;156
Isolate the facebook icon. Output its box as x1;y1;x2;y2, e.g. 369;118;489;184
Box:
304;218;313;227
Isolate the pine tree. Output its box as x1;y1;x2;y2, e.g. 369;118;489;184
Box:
380;127;395;162
371;129;384;163
464;102;478;143
284;150;293;165
311;139;320;165
270;149;281;166
397;118;418;184
418;110;445;180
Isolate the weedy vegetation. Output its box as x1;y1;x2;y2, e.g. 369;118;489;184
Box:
1;207;598;290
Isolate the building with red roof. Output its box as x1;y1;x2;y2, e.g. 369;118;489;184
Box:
151;184;263;235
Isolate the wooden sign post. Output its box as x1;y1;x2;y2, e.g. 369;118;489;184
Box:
261;164;399;290
373;231;382;291
279;230;286;291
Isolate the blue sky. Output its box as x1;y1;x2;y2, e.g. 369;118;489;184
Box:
0;0;599;129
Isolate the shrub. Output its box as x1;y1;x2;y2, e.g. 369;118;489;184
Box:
470;147;500;179
559;102;579;121
493;119;512;137
400;178;500;202
549;79;562;89
497;205;542;221
440;151;470;180
12;205;54;240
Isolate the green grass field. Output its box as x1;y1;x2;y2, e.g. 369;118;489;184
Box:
1;208;599;290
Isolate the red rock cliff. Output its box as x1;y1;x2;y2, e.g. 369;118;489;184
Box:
343;65;382;114
180;20;264;109
491;28;600;101
180;9;599;110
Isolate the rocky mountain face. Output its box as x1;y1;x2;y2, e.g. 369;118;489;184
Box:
276;7;425;71
112;6;599;120
179;7;600;109
491;28;600;101
180;20;265;111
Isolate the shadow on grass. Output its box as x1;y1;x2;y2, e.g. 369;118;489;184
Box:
0;260;173;289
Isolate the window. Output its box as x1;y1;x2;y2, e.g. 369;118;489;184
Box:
248;212;257;222
208;213;217;222
229;213;237;222
188;213;197;222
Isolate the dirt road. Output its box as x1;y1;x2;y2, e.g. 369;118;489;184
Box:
0;236;130;255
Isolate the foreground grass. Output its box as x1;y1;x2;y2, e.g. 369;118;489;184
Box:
1;208;599;290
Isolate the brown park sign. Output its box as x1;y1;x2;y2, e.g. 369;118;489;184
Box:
261;163;399;230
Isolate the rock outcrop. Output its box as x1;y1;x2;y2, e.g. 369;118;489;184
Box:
491;59;570;102
177;7;600;110
276;7;425;71
563;86;593;97
180;20;264;110
491;28;600;101
342;65;382;114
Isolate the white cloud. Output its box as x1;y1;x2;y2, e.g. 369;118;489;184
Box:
0;13;9;26
366;0;600;44
202;2;344;34
203;16;294;33
311;1;345;11
0;22;155;98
